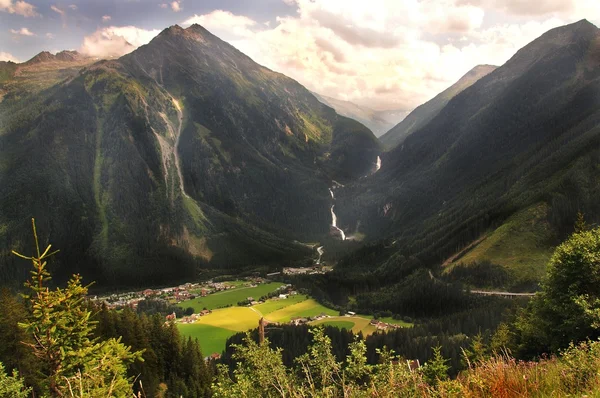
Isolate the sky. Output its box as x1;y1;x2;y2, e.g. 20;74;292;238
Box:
0;0;599;111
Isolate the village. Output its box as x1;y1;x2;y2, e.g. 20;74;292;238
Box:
91;276;409;360
91;277;268;310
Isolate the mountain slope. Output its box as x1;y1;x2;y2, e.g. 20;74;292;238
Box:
311;92;408;137
379;65;497;149
336;20;600;288
0;25;381;288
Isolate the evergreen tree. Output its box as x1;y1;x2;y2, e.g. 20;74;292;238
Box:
13;219;143;397
0;361;31;398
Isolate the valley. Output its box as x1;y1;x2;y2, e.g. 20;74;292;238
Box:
1;9;600;396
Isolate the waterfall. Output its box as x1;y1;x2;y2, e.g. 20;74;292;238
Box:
330;205;346;240
375;155;381;172
316;246;324;264
329;188;335;199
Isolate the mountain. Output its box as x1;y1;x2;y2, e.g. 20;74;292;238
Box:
0;24;381;288
335;19;600;290
311;92;408;137
379;65;497;149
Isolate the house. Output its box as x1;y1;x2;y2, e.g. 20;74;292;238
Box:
347;311;356;316
291;317;308;326
210;353;221;360
247;297;254;302
278;294;288;299
142;289;155;297
165;312;176;322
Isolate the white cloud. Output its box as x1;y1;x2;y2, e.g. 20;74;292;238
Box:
46;32;55;39
0;51;19;62
102;15;111;22
180;0;599;110
159;3;167;9
80;26;161;58
170;1;181;12
182;10;257;38
10;27;35;36
68;4;77;10
0;0;38;17
50;4;65;16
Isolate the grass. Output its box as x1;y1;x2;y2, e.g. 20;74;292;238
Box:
311;316;376;336
447;203;555;286
315;320;355;330
178;282;285;312
177;307;261;355
266;299;338;323
253;294;308;315
196;307;261;332
177;323;236;356
378;317;413;327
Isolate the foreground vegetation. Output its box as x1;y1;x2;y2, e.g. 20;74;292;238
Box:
3;221;600;396
214;328;600;397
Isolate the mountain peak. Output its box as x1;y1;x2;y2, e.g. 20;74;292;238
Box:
25;51;55;64
55;50;87;62
159;24;186;37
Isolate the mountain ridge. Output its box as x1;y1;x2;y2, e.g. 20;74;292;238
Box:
379;64;497;149
335;19;600;289
0;22;381;288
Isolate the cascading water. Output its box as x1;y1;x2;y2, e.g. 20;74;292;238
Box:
330;204;346;240
375;155;382;172
316;246;324;264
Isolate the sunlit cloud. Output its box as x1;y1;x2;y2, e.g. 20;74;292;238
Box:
80;26;161;58
10;27;35;36
0;0;38;17
0;51;19;62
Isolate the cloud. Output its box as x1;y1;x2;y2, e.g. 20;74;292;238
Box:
10;27;35;36
457;0;574;16
190;0;598;111
171;1;181;12
0;0;38;17
68;4;77;10
102;15;111;22
80;26;161;58
182;10;257;38
50;4;65;16
159;3;167;9
0;51;19;62
46;32;55;39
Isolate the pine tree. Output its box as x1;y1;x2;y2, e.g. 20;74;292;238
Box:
13;219;143;397
0;361;31;398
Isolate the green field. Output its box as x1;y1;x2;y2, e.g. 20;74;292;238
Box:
311;316;376;335
316;320;355;330
378;317;414;328
178;307;261;355
253;294;308;315
178;287;410;356
266;299;338;323
178;282;285;311
178;323;236;356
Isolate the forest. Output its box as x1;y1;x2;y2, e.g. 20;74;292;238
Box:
3;220;600;396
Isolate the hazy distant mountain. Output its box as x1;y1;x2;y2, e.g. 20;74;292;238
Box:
0;25;381;287
380;65;497;149
311;92;408;137
337;20;600;289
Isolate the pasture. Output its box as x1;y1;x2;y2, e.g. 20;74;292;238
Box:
179;282;285;312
